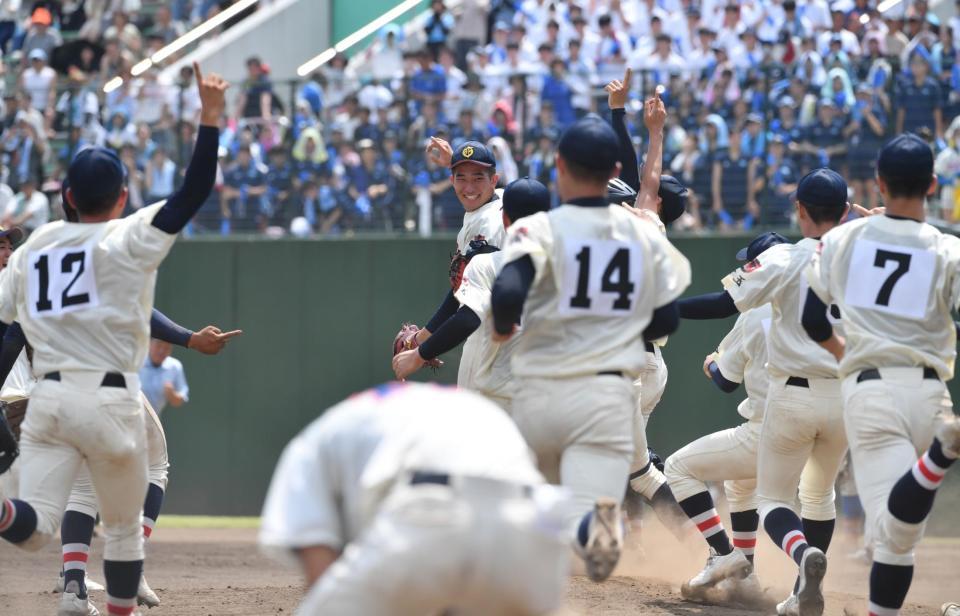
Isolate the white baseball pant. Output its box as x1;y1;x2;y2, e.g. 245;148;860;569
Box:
630;346;669;499
13;371;147;560
511;374;634;538
842;368;951;567
67;392;168;519
297;479;570;616
757;378;847;522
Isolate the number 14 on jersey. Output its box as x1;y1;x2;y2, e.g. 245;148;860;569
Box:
560;239;644;316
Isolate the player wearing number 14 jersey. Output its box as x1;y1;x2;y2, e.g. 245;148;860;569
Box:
804;134;960;616
490;115;691;583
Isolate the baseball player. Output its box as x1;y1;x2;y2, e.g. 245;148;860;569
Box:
395;139;506;367
489;113;691;582
391;177;551;412
605;73;692;537
0;62;226;616
677;169;851;616
665;232;788;600
804;134;960;616
259;383;570;615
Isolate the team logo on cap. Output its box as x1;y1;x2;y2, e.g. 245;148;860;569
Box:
462;146;474;158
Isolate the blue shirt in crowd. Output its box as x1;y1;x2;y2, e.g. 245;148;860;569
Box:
140;356;189;415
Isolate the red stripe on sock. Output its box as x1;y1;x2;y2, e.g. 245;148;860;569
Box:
107;605;136;616
733;538;757;548
696;515;722;532
917;457;944;483
142;525;152;538
0;500;13;532
785;533;805;556
62;551;88;563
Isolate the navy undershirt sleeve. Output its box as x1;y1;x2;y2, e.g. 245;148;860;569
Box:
677;291;739;320
151;125;220;233
150;309;193;348
425;289;460;334
801;288;833;342
611;108;640;192
491;255;535;335
644;300;680;340
708;361;741;393
0;322;27;387
418;306;482;360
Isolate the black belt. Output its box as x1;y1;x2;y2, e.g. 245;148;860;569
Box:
598;370;624;377
786;376;809;388
857;367;939;383
410;471;449;486
44;372;126;388
645;342;655;353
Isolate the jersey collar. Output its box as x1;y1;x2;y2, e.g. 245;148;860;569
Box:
565;196;610;208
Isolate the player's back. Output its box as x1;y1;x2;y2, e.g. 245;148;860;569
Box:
812;215;960;379
508;204;690;378
717;304;773;421
0;202;176;376
724;239;839;379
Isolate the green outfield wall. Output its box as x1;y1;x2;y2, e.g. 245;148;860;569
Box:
154;234;960;515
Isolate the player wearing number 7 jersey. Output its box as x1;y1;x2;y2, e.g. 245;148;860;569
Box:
804;134;960;616
490;114;691;583
0;62;226;616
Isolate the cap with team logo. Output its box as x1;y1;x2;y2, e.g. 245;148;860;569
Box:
67;146;127;209
0;225;24;244
877;133;934;180
558;114;620;172
450;141;496;169
736;231;791;261
795;167;847;209
503;176;551;221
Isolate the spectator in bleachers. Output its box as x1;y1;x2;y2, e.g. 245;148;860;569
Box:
408;99;446;152
410;48;448;112
302;175;343;235
119;143;145;211
238;56;275;122
439;46;467;120
897;51;944;139
524;128;558;190
0;0;17;55
818;7;860;57
3;115;44;191
802;99;848;171
541;58;575;129
425;0;455;61
144;147;176;203
21;7;62;63
105;110;136;150
451;108;486;143
149;5;184;45
349;139;400;231
104;10;143;55
133;68;169;127
741;113;765;160
168;65;202;125
266;145;295;219
292;126;328;182
712;130;759;230
762;134;800;226
847;84;888;209
4;177;49;233
19;49;56;134
353;107;378;143
413;142;458;230
221;145;269;233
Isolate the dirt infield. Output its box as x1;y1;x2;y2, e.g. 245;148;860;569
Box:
1;526;957;615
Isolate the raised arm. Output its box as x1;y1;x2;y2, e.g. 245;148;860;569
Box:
606;68;640;192
150;63;229;234
151;308;242;355
636;92;666;212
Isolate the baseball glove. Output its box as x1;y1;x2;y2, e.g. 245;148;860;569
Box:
449;238;500;291
0;402;21;474
392;323;442;370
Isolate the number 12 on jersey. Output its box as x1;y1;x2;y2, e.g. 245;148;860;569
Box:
27;244;100;318
560;239;644;316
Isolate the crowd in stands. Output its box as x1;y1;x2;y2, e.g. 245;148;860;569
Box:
1;0;959;236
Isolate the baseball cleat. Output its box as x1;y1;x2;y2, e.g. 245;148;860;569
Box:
777;593;800;616
942;603;960;616
936;414;960;459
685;548;752;590
580;498;622;583
54;573;105;594
137;575;160;608
58;581;101;616
797;547;827;616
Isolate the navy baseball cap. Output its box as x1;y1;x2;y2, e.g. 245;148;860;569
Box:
67;147;127;210
503;177;551;221
877;133;934;179
0;225;24;244
558;115;620;172
795;167;847;209
659;175;689;224
450;141;496;169
736;231;791;261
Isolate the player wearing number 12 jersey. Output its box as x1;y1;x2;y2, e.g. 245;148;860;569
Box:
804;134;960;616
490;115;691;583
0;62;226;616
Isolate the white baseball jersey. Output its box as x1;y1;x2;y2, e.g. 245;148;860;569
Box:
454;250;518;399
0;350;37;401
807;215;960;379
259;384;542;553
0;202;176;375
714;304;772;421
502;204;691;379
457;198;506;254
722;238;840;379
